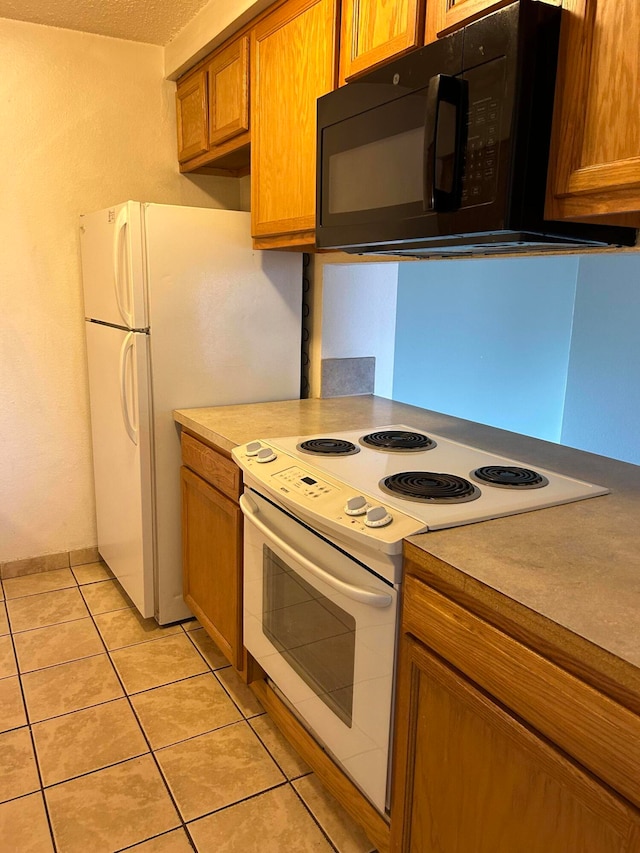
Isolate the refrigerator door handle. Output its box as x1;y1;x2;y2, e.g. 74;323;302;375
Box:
113;205;134;328
119;332;138;445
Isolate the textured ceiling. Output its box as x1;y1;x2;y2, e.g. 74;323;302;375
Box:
0;0;212;45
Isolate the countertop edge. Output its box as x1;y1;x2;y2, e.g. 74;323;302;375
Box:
174;410;238;455
174;396;640;712
403;540;640;715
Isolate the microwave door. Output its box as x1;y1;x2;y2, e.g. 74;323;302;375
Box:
316;32;463;251
320;93;430;227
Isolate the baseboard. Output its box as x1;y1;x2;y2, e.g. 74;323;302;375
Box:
0;546;100;579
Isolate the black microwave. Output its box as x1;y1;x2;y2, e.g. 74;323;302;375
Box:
316;0;636;256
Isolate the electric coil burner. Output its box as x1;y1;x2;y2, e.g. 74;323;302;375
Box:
236;423;610;556
472;466;549;489
380;471;481;503
360;430;436;452
297;438;360;456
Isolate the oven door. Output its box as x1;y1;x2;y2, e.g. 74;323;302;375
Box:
240;488;398;814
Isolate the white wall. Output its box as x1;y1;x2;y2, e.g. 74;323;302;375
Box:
0;18;241;563
391;251;640;465
164;0;274;78
320;263;399;398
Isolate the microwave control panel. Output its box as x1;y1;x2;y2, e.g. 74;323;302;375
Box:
461;57;504;208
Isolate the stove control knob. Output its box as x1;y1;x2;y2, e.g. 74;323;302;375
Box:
345;495;369;516
246;441;263;456
365;506;393;528
256;448;277;463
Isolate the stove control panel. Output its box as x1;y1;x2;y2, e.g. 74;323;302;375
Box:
232;441;427;552
272;467;336;498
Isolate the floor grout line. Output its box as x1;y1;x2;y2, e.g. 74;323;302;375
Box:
1;565;372;853
7;605;60;852
114;826;196;852
81;584;195;846
289;780;343;853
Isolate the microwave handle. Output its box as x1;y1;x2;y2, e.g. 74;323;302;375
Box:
423;73;467;213
239;494;394;608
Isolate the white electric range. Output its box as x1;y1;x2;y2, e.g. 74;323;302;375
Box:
234;424;609;582
231;425;608;815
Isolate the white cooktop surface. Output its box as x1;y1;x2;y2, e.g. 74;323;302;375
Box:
267;424;609;528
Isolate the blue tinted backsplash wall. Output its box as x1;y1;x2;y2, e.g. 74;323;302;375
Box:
560;253;640;465
392;252;640;465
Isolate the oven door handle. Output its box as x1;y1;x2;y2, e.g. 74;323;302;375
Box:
239;494;394;608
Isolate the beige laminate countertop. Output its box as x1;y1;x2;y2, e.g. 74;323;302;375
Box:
174;395;640;706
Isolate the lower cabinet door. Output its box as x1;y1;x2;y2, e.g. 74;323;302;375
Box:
391;635;640;853
181;466;242;669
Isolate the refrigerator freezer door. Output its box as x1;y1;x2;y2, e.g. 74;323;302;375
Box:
80;201;148;330
85;321;154;617
143;203;302;624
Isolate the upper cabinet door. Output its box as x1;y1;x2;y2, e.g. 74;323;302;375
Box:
176;37;251;174
426;0;512;43
208;35;250;147
546;0;640;225
176;69;209;163
251;0;339;248
339;0;424;83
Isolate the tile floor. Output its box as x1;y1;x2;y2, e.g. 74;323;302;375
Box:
0;563;377;853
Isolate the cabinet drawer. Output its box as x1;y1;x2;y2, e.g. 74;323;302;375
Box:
403;573;640;808
181;432;241;500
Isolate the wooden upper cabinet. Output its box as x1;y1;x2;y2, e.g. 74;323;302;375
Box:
251;0;339;248
425;0;512;43
176;35;251;175
339;0;424;83
208;35;250;148
546;0;640;225
176;69;209;163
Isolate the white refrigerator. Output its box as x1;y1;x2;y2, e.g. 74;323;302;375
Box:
80;201;302;624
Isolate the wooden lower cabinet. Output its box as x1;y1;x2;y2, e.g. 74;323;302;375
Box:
391;551;640;852
391;636;640;853
180;434;243;670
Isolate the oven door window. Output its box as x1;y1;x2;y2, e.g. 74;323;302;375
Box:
320;92;429;227
262;545;356;727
